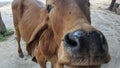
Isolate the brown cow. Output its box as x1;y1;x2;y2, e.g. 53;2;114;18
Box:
12;0;110;68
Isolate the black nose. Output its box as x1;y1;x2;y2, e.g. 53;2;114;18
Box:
63;30;108;56
64;31;85;47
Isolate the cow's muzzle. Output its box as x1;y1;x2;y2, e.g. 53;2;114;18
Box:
63;30;110;66
64;30;108;55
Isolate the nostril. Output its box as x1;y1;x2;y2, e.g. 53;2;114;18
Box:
90;31;108;54
64;31;86;48
99;33;108;53
100;33;107;45
64;33;78;47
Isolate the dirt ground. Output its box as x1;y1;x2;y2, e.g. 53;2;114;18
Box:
0;0;120;68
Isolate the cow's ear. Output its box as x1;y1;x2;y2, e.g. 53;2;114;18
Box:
39;27;58;57
27;23;48;45
26;22;48;60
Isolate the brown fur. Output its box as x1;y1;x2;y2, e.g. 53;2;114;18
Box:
12;0;110;68
12;0;58;67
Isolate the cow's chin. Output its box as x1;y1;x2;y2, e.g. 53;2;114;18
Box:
65;65;101;68
58;43;110;68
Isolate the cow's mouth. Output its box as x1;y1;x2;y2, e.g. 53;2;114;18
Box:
66;65;101;68
63;58;104;68
63;55;109;68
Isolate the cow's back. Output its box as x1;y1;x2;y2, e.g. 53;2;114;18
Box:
12;0;47;43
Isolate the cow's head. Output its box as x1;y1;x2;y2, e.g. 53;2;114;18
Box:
45;0;110;67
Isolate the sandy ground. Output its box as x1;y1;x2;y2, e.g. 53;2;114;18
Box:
0;0;120;68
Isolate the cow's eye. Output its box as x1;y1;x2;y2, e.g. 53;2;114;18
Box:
47;5;52;13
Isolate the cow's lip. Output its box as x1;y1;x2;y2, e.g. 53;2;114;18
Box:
60;55;109;67
69;57;107;66
66;57;102;67
65;65;101;68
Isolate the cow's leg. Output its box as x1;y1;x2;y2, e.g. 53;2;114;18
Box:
55;63;63;68
12;9;24;58
36;52;46;68
39;61;46;68
16;30;24;58
13;18;24;58
13;19;24;58
51;61;57;68
51;64;54;68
